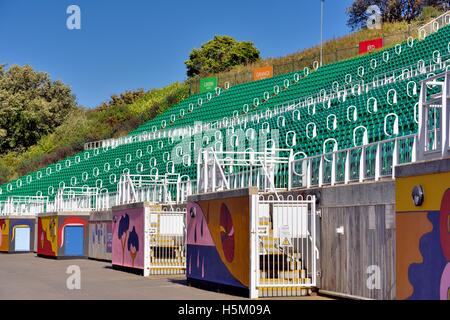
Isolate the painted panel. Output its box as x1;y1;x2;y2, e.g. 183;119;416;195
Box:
14;227;30;251
57;216;88;257
112;208;144;269
10;219;35;252
89;221;112;260
396;169;450;300
0;219;9;252
186;196;250;289
37;216;58;256
64;226;84;256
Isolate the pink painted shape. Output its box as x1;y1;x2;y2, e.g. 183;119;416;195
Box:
186;202;214;246
112;207;144;269
440;263;450;300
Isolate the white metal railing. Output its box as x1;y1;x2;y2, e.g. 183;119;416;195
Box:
418;10;450;40
97;191;117;211
197;148;292;197
417;71;450;159
0;196;49;216
144;209;185;276
117;173;193;206
54;187;100;212
290;134;418;189
252;194;318;298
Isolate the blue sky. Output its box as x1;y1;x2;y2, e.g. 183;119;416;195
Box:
0;0;353;108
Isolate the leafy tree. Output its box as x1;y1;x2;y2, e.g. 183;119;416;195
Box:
346;0;449;30
185;35;260;77
98;89;145;110
0;65;77;153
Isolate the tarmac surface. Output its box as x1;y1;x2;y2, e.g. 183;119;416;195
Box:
0;253;332;300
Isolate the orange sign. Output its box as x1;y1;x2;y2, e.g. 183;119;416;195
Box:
253;65;273;81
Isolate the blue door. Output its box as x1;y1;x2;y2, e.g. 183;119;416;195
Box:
15;227;30;251
64;226;84;256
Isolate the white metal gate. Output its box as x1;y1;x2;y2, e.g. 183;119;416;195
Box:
144;209;186;276
252;194;318;298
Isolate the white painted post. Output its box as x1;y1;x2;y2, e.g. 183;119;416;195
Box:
318;156;324;187
331;153;336;186
203;151;208;193
375;143;381;181
306;159;312;188
417;82;427;160
302;158;308;188
412;136;417;163
288;151;293;190
359;146;365;183
311;196;317;287
249;194;258;299
344;149;350;184
392;139;398;179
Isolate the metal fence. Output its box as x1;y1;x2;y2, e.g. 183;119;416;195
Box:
144;209;186;276
418;10;450;40
252;194;317;298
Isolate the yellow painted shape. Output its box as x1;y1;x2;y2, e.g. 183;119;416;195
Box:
396;171;450;212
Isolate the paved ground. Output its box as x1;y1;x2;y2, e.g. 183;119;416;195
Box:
0;253;332;300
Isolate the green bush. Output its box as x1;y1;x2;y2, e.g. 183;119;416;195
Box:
0;82;189;183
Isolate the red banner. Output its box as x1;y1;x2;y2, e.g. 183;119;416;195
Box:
359;38;383;54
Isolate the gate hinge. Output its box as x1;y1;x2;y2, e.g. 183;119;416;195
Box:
316;209;322;218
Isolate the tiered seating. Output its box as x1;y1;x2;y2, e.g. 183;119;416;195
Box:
1;24;449;201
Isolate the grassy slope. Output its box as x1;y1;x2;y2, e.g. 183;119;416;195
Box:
0;82;189;183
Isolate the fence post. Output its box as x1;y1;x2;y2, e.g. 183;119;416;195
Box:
249;194;259;299
344;149;350;184
375;143;381;181
318;156;323;187
392;139;398;179
331;152;336;186
359;146;366;183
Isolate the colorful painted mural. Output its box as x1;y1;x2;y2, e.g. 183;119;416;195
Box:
396;169;450;300
186;196;250;289
37;216;58;256
112;207;144;269
89;221;112;260
37;215;89;257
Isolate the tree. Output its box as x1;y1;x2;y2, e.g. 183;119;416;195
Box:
98;89;145;110
346;0;449;30
185;35;260;77
0;65;77;154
